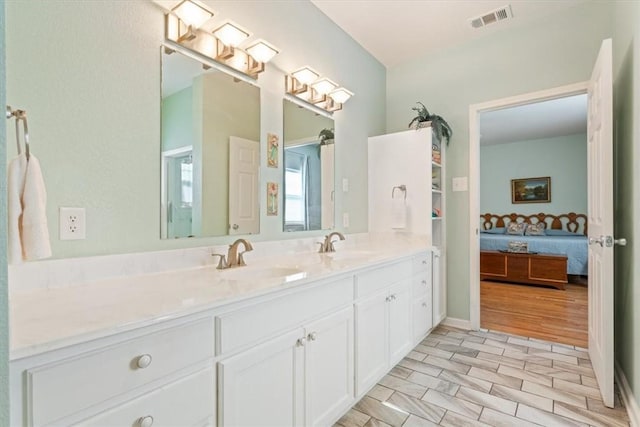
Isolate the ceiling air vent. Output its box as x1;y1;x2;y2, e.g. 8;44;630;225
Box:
469;5;513;29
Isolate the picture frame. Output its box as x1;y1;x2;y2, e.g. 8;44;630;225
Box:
266;182;278;216
511;176;551;204
267;133;279;168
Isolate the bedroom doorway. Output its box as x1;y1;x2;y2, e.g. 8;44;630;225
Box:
476;94;589;347
468;38;619;407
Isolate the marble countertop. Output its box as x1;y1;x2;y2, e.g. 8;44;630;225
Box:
10;234;429;360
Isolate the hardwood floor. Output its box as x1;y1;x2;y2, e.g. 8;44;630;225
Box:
481;280;588;348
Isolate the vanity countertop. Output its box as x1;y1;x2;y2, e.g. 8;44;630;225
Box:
10;234;430;360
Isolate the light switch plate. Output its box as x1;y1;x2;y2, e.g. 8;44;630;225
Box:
343;212;350;228
342;178;349;192
452;176;468;192
59;207;86;240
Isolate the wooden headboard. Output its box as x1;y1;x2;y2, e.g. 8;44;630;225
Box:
480;212;588;235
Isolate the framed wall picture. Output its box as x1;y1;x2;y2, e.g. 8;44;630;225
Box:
511;176;551;204
267;133;279;168
267;182;278;216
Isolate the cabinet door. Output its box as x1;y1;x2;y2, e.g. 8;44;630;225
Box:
305;308;354;426
355;292;389;396
388;280;413;366
219;328;304;427
432;249;446;326
413;294;433;345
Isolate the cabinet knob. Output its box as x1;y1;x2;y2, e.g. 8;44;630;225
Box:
138;416;154;427
391;294;397;301
136;354;153;369
422;302;428;308
385;296;391;303
296;337;307;347
308;332;317;341
422;260;427;265
421;280;427;285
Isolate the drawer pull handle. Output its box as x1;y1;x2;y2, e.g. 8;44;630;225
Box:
308;332;317;341
136;354;153;369
138;415;154;427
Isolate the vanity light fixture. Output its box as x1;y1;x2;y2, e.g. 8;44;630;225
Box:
329;88;354;104
246;40;279;63
213;21;250;47
285;68;353;113
164;9;278;79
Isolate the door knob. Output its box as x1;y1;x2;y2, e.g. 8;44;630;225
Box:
614;238;627;246
232;224;239;230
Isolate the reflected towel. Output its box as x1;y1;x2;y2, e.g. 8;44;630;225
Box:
391;194;407;229
8;153;52;264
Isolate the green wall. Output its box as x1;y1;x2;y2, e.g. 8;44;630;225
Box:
161;86;193;152
480;134;587;216
5;0;386;258
613;0;640;411
0;1;8;423
386;1;613;321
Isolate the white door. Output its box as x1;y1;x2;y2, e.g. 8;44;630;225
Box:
229;136;259;235
218;328;304;426
304;308;354;426
355;292;389;396
388;280;413;366
587;39;615;408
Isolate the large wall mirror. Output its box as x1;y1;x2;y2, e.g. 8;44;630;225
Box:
161;49;261;239
282;99;335;232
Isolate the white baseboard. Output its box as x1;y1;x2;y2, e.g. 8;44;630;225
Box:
616;360;640;427
441;317;472;330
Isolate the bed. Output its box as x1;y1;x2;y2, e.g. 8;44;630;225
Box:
480;212;588;276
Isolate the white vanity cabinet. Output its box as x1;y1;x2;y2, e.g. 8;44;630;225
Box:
216;275;355;427
12;318;216;427
218;307;354;427
354;260;413;396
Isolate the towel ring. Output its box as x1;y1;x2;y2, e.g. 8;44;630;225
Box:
392;185;407;200
6;105;30;160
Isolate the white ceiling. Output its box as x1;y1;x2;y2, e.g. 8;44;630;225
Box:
310;0;584;68
310;0;588;144
480;94;588;146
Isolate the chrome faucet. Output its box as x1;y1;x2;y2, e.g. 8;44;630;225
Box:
226;238;254;268
318;232;345;253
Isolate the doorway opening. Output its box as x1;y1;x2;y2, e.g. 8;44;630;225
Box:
468;82;590;346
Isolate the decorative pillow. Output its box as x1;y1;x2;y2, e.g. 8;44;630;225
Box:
525;223;546;236
506;222;526;235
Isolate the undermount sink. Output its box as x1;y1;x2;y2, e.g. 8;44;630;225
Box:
324;250;376;262
219;266;305;281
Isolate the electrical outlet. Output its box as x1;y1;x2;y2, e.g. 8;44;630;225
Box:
343;212;350;228
59;207;86;240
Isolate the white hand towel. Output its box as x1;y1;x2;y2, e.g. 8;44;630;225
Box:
8;153;52;264
391;194;407;229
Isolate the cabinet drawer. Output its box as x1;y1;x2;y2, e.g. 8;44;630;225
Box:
412;252;431;274
28;318;214;427
413;295;433;343
411;274;431;297
356;260;412;298
216;276;353;355
77;367;215;427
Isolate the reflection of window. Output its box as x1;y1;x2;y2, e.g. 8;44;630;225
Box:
285;167;304;223
180;157;193;207
285;150;308;225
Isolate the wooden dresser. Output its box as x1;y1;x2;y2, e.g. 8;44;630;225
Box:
480;250;568;290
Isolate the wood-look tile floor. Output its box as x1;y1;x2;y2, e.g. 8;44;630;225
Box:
335;325;630;427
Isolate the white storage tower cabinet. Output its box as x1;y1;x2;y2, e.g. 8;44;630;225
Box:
368;127;447;328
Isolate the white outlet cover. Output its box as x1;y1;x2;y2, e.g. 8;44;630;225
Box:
59;207;86;240
342;212;350;228
342;178;349;192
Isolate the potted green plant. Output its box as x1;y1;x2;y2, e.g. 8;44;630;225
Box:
408;102;453;145
318;128;335;145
